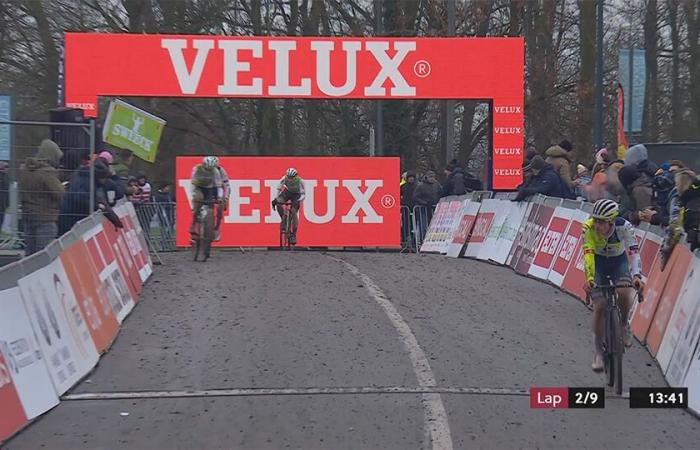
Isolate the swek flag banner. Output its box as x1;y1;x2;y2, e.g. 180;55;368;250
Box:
102;99;165;163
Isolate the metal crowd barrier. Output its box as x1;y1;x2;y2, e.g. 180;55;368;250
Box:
133;202;176;252
400;206;414;252
412;205;436;252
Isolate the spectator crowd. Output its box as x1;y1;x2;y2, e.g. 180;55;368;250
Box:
399;140;700;254
10;139;165;256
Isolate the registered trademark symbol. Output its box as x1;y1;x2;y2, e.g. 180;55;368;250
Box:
414;60;431;78
381;194;396;208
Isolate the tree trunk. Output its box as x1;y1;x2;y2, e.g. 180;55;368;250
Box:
643;0;659;141
524;1;557;153
667;0;683;140
576;0;596;162
26;0;59;108
683;2;700;133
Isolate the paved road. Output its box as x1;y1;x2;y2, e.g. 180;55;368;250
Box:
5;251;699;449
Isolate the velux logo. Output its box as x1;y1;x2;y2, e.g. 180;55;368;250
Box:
494;106;522;114
494;127;522;134
162;38;418;97
494;168;521;176
179;178;386;224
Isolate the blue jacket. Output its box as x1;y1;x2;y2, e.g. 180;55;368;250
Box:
515;163;574;201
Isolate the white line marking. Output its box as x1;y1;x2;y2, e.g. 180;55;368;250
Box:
327;255;453;450
63;386;532;400
63;385;630;401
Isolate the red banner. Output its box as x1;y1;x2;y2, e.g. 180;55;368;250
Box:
64;33;523;189
59;240;120;353
176;157;400;247
550;216;583;286
0;351;27;443
530;213;570;279
514;205;556;275
469;212;495;244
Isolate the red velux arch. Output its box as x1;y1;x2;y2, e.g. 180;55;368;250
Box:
64;33;524;189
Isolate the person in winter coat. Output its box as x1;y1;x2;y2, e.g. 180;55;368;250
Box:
400;171;418;209
19;139;65;255
59;161;123;234
545;143;574;189
513;156;572;201
111;149;136;195
618;165;654;225
441;159;482;197
624;144;658;178
413;171;442;207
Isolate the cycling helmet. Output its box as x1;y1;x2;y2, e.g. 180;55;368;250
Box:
591;199;619;221
286;167;298;178
203;156;219;168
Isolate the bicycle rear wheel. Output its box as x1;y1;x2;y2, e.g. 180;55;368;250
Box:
285;211;292;250
201;205;214;261
192;237;201;261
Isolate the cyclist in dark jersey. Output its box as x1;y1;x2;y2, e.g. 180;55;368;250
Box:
272;168;306;245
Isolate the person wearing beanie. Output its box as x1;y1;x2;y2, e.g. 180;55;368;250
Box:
545;143;574;189
413;170;442;207
19;139;65;255
59;159;124;234
624;143;658;178
573;163;592;197
618;165;654;225
400;170;418;209
514;155;573;201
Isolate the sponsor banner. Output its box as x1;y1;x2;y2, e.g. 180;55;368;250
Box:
491;201;529;265
65;34;523;188
121;202;153;282
177;156;400;247
102;99;165;163
476;199;510;261
83;223;136;323
507;202;539;270
59;240;120;353
0;287;59;420
630;255;673;343
683;334;700;414
549;209;587;288
646;247;694;357
421;199;449;253
658;257;700;377
639;231;662;278
559;210;591;301
17;260;99;395
65;34;524;109
440;197;469;254
101;217;142;298
528;206;573;281
0;348;27;443
445;199;480;258
514;205;556;275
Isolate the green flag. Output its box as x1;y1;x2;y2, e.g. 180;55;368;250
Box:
103;99;165;163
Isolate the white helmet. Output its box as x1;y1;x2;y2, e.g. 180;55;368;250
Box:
591;199;619;221
203;156;219;168
286;167;298;178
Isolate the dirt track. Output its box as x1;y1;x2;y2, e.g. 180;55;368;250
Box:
6;250;698;449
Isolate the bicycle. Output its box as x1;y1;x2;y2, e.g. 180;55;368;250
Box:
278;201;295;250
192;200;216;262
595;278;643;395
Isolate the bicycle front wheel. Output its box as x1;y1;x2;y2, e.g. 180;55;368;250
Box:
612;309;624;395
